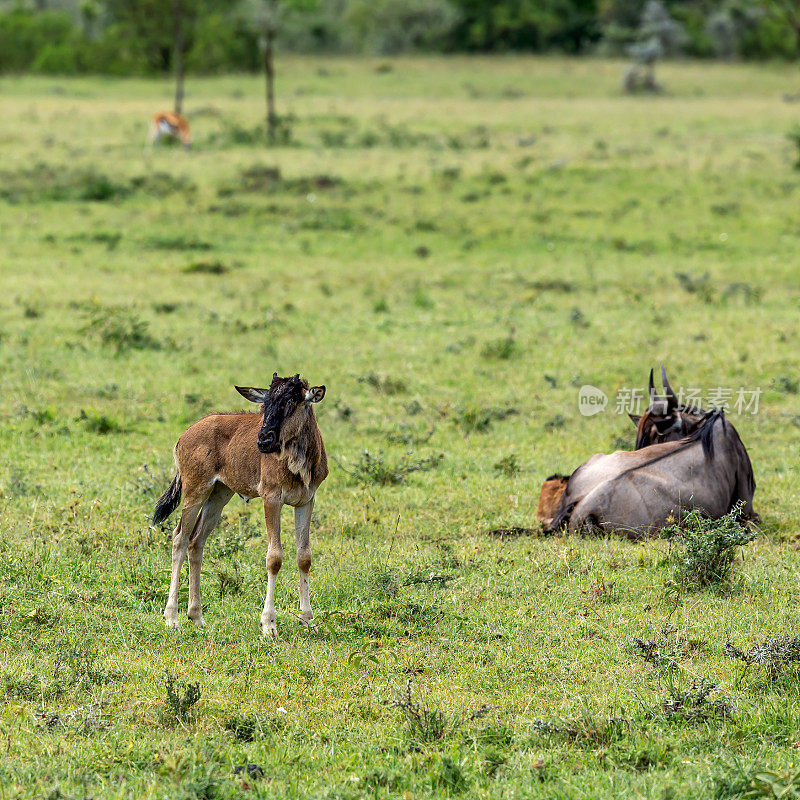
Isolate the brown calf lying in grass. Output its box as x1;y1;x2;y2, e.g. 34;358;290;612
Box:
153;373;327;636
536;474;569;530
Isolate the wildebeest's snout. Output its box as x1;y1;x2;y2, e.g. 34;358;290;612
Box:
257;428;279;454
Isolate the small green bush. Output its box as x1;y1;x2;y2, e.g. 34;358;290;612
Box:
663;504;756;588
82;305;160;353
345;450;443;485
164;673;201;723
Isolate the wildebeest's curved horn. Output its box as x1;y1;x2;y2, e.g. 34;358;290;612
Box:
661;364;677;411
648;368;655;402
273;372;278;379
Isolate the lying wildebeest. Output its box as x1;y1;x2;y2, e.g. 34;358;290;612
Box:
538;366;702;528
537;368;758;536
153;373;327;636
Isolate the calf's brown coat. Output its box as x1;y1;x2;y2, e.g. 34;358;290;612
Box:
153;374;327;636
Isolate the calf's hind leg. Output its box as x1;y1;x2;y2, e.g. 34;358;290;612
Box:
164;494;205;628
187;484;234;627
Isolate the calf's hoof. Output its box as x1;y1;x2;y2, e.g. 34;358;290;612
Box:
262;620;278;638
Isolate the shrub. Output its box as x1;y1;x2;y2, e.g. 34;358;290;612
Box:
788;126;800;170
531;711;629;747
725;636;800;680
31;42;83;74
454;405;517;434
78;409;124;434
388;680;493;743
481;329;516;359
164;673;201;723
358;372;405;395
657;678;730;723
183;260;229;275
82;305;160;353
345;450;443;485
493;454;520;477
78;173;126;201
0;9;76;73
663;504;756;588
224;713;267;742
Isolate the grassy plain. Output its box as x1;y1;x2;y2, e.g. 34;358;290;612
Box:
1;56;800;799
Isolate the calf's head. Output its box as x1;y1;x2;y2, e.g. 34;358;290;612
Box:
629;366;706;449
236;373;326;454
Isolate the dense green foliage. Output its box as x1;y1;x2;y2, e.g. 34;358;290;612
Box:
0;0;797;74
1;57;800;798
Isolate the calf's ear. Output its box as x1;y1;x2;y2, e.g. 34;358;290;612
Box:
628;413;642;426
305;385;326;404
235;386;268;404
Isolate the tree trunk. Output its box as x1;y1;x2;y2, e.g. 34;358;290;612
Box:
264;0;278;143
173;0;185;115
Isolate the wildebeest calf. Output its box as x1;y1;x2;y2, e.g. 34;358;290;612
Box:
153;373;327;636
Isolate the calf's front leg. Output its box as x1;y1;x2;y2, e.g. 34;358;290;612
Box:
294;499;314;627
261;497;283;637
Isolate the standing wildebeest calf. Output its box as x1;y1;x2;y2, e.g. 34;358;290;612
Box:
153;373;327;636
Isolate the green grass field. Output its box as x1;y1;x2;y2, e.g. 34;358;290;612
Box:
1;56;800;799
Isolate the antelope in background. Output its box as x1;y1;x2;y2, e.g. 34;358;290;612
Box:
147;111;192;149
153;374;327;636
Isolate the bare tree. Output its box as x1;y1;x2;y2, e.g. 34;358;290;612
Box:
173;0;186;114
262;0;279;142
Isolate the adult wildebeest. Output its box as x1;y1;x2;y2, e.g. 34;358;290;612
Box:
537;368;758;535
152;373;328;636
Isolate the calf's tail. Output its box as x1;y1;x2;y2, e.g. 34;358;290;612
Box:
153;470;182;525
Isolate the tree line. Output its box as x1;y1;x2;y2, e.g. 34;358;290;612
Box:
1;0;798;75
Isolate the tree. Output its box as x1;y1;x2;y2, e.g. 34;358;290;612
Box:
102;0;237;75
706;2;763;60
240;0;318;144
173;0;186;113
623;0;686;92
764;0;800;50
448;0;599;52
263;0;278;142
